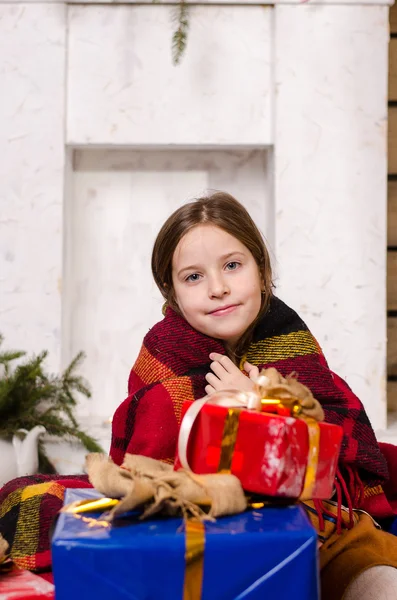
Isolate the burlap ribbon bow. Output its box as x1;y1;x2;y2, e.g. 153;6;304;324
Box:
255;367;325;422
83;453;247;521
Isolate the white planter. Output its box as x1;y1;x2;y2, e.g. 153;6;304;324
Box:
0;426;46;487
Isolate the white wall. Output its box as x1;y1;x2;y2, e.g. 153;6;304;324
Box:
0;0;391;467
274;5;389;431
0;4;66;372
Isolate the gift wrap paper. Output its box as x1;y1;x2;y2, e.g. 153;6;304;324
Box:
51;489;319;600
0;568;54;599
175;400;343;499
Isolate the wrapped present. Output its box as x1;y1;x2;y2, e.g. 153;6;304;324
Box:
175;389;343;500
0;568;54;599
51;488;319;600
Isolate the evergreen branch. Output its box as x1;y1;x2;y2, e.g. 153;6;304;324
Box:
0;353;48;419
36;418;103;453
0;334;102;473
62;351;86;381
0;350;26;364
172;0;189;65
56;396;79;429
71;431;103;453
63;377;91;399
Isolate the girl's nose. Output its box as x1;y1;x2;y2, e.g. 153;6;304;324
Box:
208;275;230;298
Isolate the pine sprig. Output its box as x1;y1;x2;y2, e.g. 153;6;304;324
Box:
0;335;103;472
172;0;189;65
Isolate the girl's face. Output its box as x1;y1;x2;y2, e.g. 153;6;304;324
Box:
171;224;263;347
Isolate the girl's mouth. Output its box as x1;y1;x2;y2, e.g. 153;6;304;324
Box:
209;304;239;316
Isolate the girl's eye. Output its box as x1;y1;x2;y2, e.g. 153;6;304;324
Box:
186;273;201;282
226;261;240;271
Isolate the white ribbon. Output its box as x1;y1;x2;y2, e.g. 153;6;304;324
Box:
177;389;263;471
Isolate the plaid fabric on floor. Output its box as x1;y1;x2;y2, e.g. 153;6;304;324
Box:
0;474;91;571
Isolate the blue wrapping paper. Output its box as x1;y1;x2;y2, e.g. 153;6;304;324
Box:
52;488;319;600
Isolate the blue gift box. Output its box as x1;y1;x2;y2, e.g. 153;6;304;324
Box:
52;488;319;600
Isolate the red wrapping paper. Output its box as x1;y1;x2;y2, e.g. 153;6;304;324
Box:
175;400;343;499
0;568;54;599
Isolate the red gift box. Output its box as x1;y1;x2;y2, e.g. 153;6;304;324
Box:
0;568;54;599
175;398;343;499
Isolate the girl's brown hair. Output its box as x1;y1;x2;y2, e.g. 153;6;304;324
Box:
151;191;274;361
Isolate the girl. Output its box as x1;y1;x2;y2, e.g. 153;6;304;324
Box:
110;191;397;600
1;191;397;598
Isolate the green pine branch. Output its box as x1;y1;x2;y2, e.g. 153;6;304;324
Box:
0;335;103;472
150;0;190;65
172;0;189;65
172;1;190;65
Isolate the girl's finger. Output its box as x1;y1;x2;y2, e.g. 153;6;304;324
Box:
205;372;220;387
249;368;260;381
205;384;215;395
210;360;229;379
244;362;259;379
243;360;254;372
209;353;237;374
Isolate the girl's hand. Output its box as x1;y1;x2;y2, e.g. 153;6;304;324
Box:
205;353;260;395
243;361;260;382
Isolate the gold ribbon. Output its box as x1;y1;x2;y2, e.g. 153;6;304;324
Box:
298;416;320;500
217;408;241;473
183;519;206;600
260;397;302;416
61;497;120;514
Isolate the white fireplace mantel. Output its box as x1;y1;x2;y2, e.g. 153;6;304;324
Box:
0;0;392;4
0;0;391;472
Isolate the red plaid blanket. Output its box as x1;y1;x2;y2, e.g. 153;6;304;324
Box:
111;296;390;491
